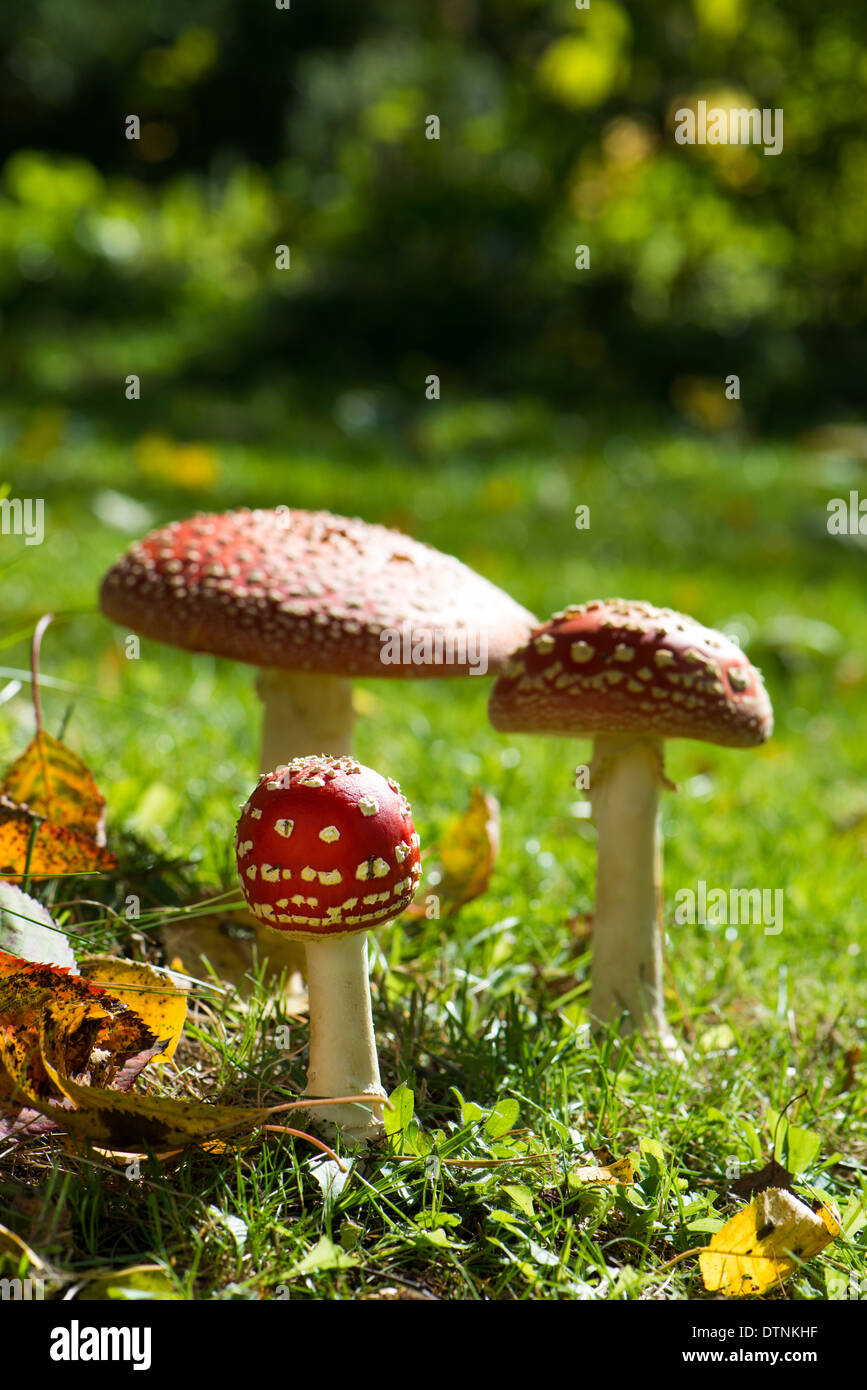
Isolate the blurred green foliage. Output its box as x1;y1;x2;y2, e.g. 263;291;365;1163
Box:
0;0;865;441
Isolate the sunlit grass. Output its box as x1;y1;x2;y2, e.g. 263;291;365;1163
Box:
0;427;865;1299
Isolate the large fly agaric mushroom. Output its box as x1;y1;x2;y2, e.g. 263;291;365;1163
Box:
235;754;421;1143
100;508;536;771
489;600;773;1051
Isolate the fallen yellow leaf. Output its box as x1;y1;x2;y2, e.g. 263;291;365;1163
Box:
1;732;107;843
0;950;158;1104
699;1187;840;1296
78;957;188;1064
570;1155;635;1185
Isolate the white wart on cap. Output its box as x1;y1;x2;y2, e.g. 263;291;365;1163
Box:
489;599;772;747
234;754;422;1145
101;508;537;770
235;755;422;936
488;599;774;1051
100;508;536;680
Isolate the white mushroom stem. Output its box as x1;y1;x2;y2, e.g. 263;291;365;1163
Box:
303;931;386;1143
588;732;679;1051
257;669;356;772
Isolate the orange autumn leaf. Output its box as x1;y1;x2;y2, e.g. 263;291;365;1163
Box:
0;797;117;881
0;933;339;1159
1;732;107;843
0;952;159;1103
78;957;188;1065
1;1007;276;1152
0;952;275;1153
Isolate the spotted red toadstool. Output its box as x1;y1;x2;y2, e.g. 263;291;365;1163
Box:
489;600;773;1050
100;508;536;770
235;754;421;1142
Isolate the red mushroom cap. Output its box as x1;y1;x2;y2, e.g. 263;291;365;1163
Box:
235;755;422;938
100;508;536;678
489;599;773;748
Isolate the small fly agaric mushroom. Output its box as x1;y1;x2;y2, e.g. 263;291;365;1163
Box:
235;754;421;1142
100;508;536;771
489;600;773;1050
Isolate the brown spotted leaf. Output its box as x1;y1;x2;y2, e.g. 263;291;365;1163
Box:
0;952;159;1105
78;957;187;1065
1;733;107;842
0;953;276;1154
0;1030;161;1143
29;1079;273;1152
35;1015;272;1150
0;797;117;880
0;952;318;1157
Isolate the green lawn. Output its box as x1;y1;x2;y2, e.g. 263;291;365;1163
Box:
1;424;865;1300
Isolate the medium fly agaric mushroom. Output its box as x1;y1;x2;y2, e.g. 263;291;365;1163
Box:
235;754;421;1142
100;508;536;771
489;600;773;1050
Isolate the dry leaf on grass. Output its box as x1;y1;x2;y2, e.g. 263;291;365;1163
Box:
406;785;500;919
0;945;343;1157
78;957;187;1065
570;1155;635;1185
38;1033;274;1151
0;951;160;1102
699;1187;840;1295
0;950;163;1142
0;983;271;1151
0;797;117;880
1;732;107;843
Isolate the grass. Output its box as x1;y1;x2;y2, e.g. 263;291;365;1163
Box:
1;419;866;1300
